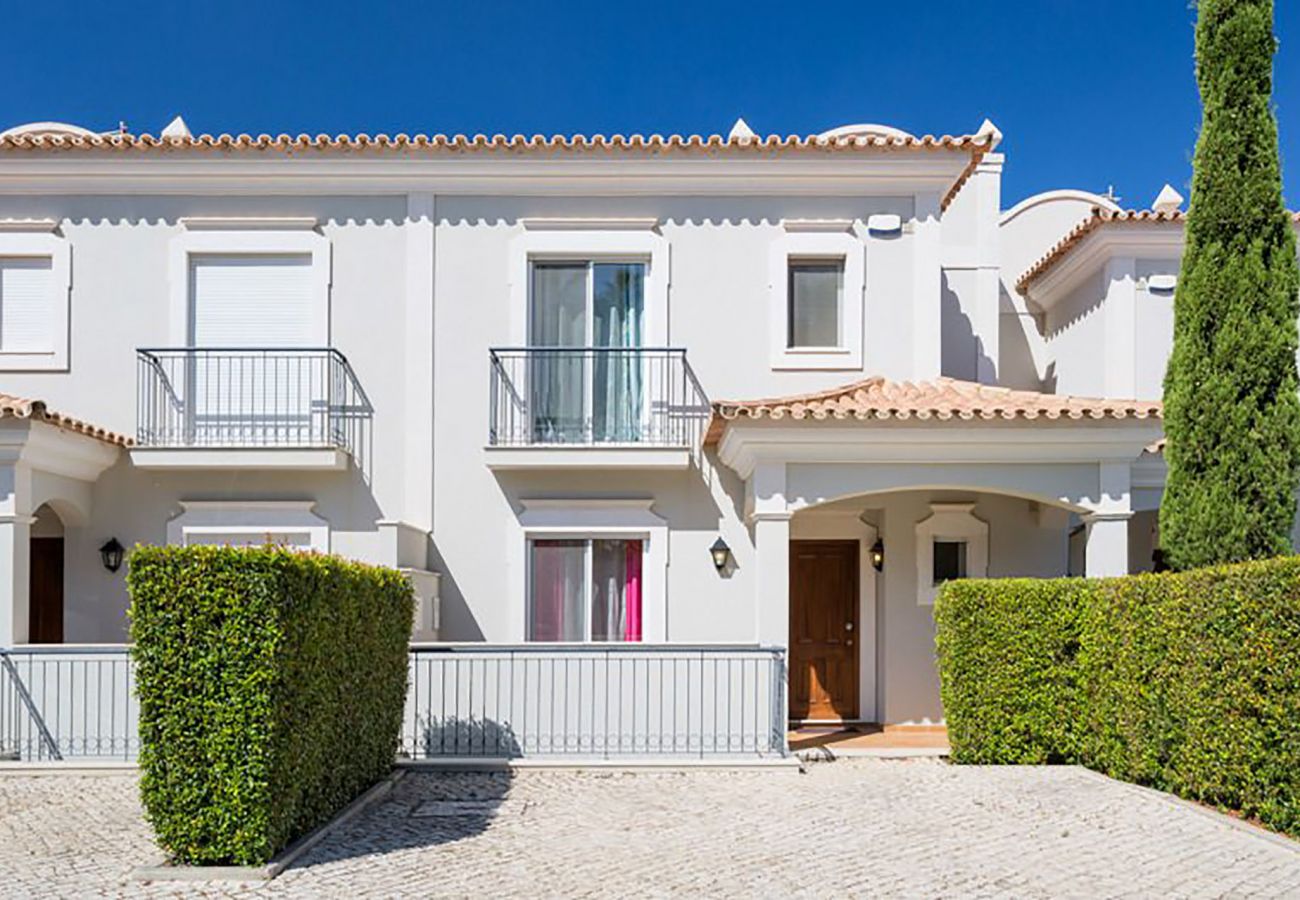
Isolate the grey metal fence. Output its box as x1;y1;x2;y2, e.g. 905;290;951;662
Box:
488;348;710;448
403;645;787;759
0;646;138;762
0;644;787;764
136;347;373;466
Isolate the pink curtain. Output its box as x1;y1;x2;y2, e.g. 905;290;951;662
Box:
624;540;642;642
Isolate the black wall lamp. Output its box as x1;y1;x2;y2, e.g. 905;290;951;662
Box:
710;537;731;571
870;538;885;572
99;538;125;573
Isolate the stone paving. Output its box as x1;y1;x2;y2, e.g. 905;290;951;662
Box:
2;760;1299;898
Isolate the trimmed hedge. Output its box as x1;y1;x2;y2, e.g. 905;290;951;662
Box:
936;558;1300;838
128;545;414;866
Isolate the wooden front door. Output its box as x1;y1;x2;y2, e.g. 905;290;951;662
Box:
29;537;64;644
789;540;858;720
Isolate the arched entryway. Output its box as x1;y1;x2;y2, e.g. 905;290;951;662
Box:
28;504;65;644
788;486;1085;725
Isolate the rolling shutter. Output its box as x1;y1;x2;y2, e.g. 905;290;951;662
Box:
0;257;54;352
189;254;316;346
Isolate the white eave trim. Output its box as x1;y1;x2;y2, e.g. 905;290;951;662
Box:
1026;224;1185;309
0;218;59;232
520;216;660;231
0;419;122;481
0;155;974;197
716;421;1164;479
180;216;320;231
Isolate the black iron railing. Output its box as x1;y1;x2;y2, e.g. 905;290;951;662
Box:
488;348;709;448
136;348;372;464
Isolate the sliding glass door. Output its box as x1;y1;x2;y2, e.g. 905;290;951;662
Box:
529;261;645;443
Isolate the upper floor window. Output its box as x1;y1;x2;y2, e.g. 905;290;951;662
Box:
189;253;316;346
0;228;69;372
530;261;645;349
528;261;647;443
0;257;54;353
768;226;863;371
787;258;844;349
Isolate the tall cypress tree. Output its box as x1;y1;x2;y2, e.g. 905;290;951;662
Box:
1161;0;1300;569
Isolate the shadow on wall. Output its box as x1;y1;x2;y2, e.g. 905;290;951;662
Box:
285;768;516;872
940;273;995;382
428;540;485;641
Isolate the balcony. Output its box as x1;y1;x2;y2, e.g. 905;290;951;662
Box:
131;348;372;471
486;347;710;470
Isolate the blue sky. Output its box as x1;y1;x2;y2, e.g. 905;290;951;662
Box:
3;1;1297;207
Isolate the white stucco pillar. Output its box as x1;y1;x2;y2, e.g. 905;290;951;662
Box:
1103;257;1138;399
1083;513;1131;577
972;153;1003;385
750;462;790;648
404;192;436;536
912;191;943;381
1084;460;1133;577
0;460;32;646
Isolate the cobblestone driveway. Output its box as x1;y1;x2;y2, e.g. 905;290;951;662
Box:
2;760;1298;898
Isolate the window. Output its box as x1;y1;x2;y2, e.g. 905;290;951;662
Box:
189;254;315;347
787;259;843;348
768;226;864;370
932;540;968;585
529;261;646;443
0;258;54;353
528;537;643;642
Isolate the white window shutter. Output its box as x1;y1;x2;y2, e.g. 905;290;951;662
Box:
0;257;54;352
189;254;315;346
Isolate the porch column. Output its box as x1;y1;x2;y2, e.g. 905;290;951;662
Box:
750;462;790;648
1083;460;1132;577
0;461;31;646
1083;513;1131;577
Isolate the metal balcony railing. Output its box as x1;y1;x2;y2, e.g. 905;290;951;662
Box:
489;348;710;448
136;348;373;464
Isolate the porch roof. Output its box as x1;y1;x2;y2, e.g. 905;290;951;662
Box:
0;393;132;447
705;376;1162;445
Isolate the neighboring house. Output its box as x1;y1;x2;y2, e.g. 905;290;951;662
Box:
0;114;1293;729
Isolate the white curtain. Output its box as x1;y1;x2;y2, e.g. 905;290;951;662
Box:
593;263;644;442
529;264;587;442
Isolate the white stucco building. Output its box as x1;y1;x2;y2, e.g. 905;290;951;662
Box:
1;115;1295;728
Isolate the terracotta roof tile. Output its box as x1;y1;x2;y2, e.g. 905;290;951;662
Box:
0;393;132;446
1016;207;1186;294
0;130;994;155
706;376;1162;443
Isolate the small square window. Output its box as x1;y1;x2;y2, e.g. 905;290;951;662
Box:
933;540;968;585
787;259;843;349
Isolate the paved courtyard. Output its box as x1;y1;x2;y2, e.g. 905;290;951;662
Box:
1;760;1298;898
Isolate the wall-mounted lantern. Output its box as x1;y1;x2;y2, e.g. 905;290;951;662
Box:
709;537;731;572
99;538;125;573
870;538;885;572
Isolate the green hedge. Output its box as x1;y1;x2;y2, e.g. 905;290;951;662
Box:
935;557;1300;838
128;545;414;866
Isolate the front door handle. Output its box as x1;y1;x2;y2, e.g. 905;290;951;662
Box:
845;622;854;632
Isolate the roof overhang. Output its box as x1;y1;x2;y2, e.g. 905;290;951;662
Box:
0;152;979;198
0;418;122;482
1021;219;1185;309
715;418;1165;480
